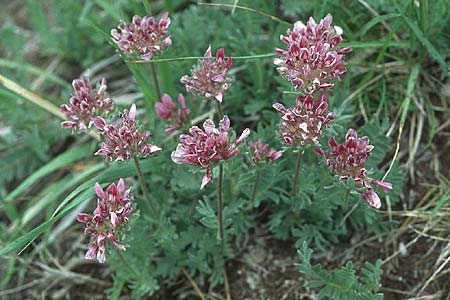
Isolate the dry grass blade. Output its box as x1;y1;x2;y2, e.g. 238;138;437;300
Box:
340;73;384;108
383;65;420;181
409;226;450;242
391;187;439;240
382;222;429;265
380;209;450;218
31;56;62;90
0;73;65;119
416;243;450;296
182;268;206;300
0;279;41;296
404;292;443;300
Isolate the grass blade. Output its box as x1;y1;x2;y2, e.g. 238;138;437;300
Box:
396;6;449;75
0;74;65;120
383;64;420;181
0;60;69;88
4;143;94;204
359;13;401;37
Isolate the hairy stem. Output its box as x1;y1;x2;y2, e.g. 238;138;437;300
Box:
217;164;231;300
292;150;303;196
132;155;157;217
150;63;161;100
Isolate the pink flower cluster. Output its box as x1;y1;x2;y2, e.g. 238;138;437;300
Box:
111;13;171;60
273;94;335;146
249;139;282;164
155;93;191;133
314;129;393;208
94;104;161;161
274;14;352;93
77;179;133;263
61;77;114;131
171;115;250;189
181;46;233;102
271;14;391;208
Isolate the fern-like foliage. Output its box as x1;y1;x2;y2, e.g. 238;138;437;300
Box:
297;242;383;300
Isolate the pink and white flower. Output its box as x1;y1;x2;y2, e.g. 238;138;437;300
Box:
171;115;250;189
274;14;352;93
77;179;133;263
249;139;282;164
273;93;335;146
61;77;113;131
111;13;171;60
180;46;233;102
155;93;191;133
314;128;393;208
94;104;161;161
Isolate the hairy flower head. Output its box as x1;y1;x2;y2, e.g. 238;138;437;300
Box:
249;139;282;164
274;14;352;93
76;179;133;263
171;115;250;189
314;128;393;208
180;46;233;102
111;13;171;60
61;77;113;131
155;93;191;133
273;93;335;147
94;104;161;161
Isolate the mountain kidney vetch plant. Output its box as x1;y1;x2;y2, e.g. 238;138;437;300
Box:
58;11;393;299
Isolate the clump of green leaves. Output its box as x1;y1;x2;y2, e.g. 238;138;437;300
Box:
297;242;383;300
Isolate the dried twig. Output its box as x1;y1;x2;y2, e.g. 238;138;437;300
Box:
182;268;206;300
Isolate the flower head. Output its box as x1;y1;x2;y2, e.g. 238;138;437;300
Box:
155;93;191;133
111;13;171;60
273;93;335;146
61;77;114;131
180;46;233;102
274;14;352;93
94;104;161;161
77;179;133;263
171;115;250;189
314;128;393;208
249;139;282;164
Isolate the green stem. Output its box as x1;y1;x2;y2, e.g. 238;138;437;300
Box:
150;63;161;100
250;170;261;206
292;150;303;196
216;101;223;119
116;249;138;278
129;52;275;64
217;163;231;300
343;189;350;211
141;0;152;14
218;164;225;248
132;155;157;217
198;3;292;26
